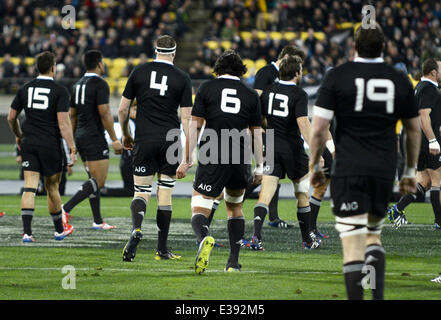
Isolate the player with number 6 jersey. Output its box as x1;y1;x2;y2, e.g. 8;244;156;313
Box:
119;35;193;262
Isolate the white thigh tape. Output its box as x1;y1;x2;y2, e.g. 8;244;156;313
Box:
191;195;214;209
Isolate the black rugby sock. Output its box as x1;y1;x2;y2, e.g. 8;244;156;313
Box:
430;187;441;224
396;183;425;211
130;197;147;230
50;210;64;234
343;261;365;300
21;208;34;236
227;216;245;266
365;244;385;300
64;178;97;213
268;184;280;221
309;196;322;231
297;206;312;243
253;203;268;239
157;205;172;252
192;214;209;243
89;188;103;224
207;200;220;227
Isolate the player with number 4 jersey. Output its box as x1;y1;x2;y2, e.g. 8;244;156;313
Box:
119;35;193;262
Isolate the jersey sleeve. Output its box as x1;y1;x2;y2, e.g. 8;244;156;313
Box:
314;68;336;119
253;68;269;91
249;91;262;127
96;80;110;106
295;90;309;118
398;80;419;119
57;86;70;113
10;87;24;112
191;83;206;118
122;70;136;100
417;85;438;111
180;75;193;107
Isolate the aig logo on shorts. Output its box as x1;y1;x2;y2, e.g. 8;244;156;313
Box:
198;183;212;192
22;161;29;168
134;166;146;173
340;201;359;212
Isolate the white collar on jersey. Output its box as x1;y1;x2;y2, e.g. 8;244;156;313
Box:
271;61;279;71
354;57;384;63
153;59;174;65
218;75;240;80
84;72;100;77
420;77;439;88
278;80;296;86
36;75;54;80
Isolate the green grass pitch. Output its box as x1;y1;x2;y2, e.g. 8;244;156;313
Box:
0;195;440;300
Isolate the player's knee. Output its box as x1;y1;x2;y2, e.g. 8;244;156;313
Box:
367;217;385;237
134;183;152;200
191;195;214;214
335;216;368;239
293;178;310;194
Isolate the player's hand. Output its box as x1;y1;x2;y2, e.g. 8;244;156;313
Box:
253;173;263;185
16;136;22;150
320;156;325;168
310;171;326;188
69;148;77;167
67;166;73;176
123;135;134;150
112;140;123;155
399;177;416;195
429;139;440;155
176;161;192;179
16;155;22;164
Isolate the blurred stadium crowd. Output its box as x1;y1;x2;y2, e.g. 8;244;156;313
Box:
1;0;441;93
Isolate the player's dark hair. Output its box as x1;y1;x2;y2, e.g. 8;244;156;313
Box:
84;50;103;70
354;23;385;58
36;51;55;74
278;45;305;62
279;56;303;81
156;35;176;50
422;58;439;76
213;50;247;77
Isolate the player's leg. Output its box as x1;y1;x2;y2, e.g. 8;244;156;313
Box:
224;188;246;272
21;170;40;242
44;172;72;240
122;174;153;262
389;170;430;226
208;192;223;227
155;173;181;260
365;215;386;300
191;189;216;274
293;175;317;249
87;159;115;229
427;167;441;227
251;175;279;250
331;176;369;300
310;178;330;238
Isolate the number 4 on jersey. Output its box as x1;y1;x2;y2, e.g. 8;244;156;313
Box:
150;71;168;96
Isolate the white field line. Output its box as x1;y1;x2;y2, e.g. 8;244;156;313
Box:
0;266;436;277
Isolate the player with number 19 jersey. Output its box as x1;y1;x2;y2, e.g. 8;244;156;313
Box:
315;57;419;217
122;59;193;176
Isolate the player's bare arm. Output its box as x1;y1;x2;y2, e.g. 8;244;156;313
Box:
118;96;133;150
177;115;203;179
7;108;23;149
401;116;422;195
419;108;440;155
98;103;123;154
69;107;77;136
180;106;192;141
297;116;325;167
309;112;331;188
251;125;264;185
57;111;77;166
